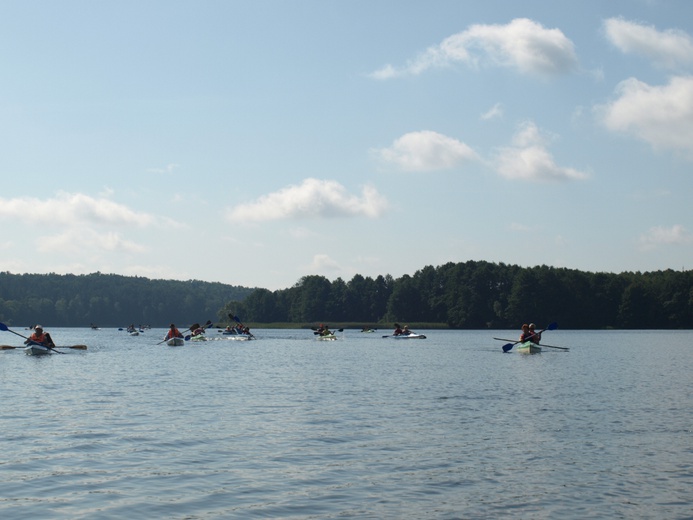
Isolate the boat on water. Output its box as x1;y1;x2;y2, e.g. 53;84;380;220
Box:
316;334;337;341
516;341;541;354
25;344;53;355
190;334;207;342
383;333;427;339
166;337;185;347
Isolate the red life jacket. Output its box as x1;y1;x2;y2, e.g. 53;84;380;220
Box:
30;332;48;344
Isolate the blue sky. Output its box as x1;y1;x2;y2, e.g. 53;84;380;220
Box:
1;0;692;290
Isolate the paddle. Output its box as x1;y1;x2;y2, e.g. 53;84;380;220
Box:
501;322;558;352
0;322;64;354
493;337;569;351
1;344;87;350
157;320;212;345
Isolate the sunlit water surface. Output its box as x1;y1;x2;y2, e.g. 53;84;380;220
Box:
1;328;691;519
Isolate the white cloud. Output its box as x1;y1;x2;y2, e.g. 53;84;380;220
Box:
638;225;692;250
147;163;180;174
308;254;341;272
481;103;503;120
495;122;589;181
37;229;146;254
0;191;182;228
598;75;693;156
604;18;693;70
289;227;318;239
371;18;577;79
373;130;478;171
225;178;388;223
509;222;533;232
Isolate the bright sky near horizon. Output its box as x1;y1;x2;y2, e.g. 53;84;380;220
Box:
1;0;692;291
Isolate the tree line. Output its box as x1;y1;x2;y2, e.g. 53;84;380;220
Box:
0;272;254;327
1;262;691;329
224;261;693;329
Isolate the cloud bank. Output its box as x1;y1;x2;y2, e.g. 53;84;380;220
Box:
226;178;388;223
0;192;179;228
371;18;578;79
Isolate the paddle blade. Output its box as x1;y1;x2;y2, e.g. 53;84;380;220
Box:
0;322;9;331
67;345;88;350
545;322;558;331
502;343;514;352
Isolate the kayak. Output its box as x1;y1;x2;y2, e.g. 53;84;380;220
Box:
191;334;207;342
316;334;337;341
383;333;427;339
516;341;541;354
166;337;185;347
25;344;53;355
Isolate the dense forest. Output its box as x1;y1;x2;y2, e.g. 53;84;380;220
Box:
224;261;693;329
0;272;254;327
1;262;692;329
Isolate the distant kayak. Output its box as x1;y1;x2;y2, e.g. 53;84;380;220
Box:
382;333;427;340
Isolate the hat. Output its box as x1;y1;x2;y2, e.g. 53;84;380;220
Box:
529;323;536;328
35;325;43;330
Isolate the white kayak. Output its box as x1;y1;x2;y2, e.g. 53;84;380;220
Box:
25;344;54;355
316;334;337;341
383;333;427;339
166;337;185;347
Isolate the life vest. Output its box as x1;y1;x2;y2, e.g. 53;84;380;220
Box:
30;332;48;344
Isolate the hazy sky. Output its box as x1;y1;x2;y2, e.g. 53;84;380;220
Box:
1;0;692;290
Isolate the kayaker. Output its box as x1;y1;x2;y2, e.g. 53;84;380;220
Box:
393;323;403;336
320;325;332;336
25;325;56;347
402;325;414;336
528;323;541;343
192;327;204;337
519;323;537;343
165;323;183;340
316;323;329;335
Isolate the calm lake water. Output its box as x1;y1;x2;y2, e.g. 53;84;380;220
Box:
1;327;691;519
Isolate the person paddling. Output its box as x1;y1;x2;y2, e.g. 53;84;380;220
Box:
165;323;183;341
528;323;541;344
520;323;540;344
25;325;56;348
